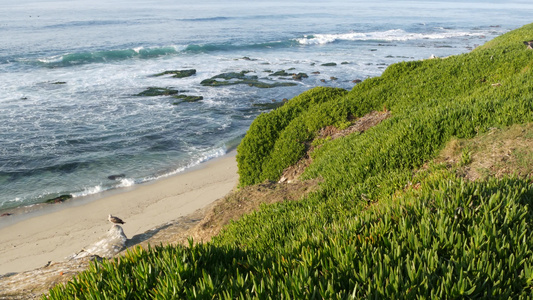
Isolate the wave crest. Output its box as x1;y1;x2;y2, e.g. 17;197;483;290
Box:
296;29;485;45
30;46;180;68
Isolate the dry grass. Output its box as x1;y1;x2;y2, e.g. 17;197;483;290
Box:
435;123;533;181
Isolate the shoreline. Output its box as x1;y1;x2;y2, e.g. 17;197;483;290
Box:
0;151;238;275
0;146;237;228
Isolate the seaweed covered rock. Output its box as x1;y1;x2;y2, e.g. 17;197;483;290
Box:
45;194;73;204
292;73;309;80
249;82;297;88
107;174;126;180
172;95;204;103
270;70;293;77
136;87;182;96
269;70;309;80
201;71;297;88
150;69;196;78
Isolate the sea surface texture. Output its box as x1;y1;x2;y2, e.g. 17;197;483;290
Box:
1;0;532;210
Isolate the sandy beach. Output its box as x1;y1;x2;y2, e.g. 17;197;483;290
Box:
0;153;238;275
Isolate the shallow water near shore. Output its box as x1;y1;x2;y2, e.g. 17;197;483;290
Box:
1;0;533;212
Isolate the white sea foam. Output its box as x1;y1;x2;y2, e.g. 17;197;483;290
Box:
36;55;65;64
141;147;227;183
117;178;135;188
296;29;485;45
72;185;103;198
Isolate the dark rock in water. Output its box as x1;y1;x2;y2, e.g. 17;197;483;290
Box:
321;62;337;67
136;87;181;97
172;95;204;103
52;81;67;85
341;61;350;65
249;81;297;88
240;56;257;61
200;78;229;87
311;71;321;75
151;69;196;78
46;194;73;204
201;71;297;88
320;79;326;83
352;79;362;83
330;76;338;81
270;70;308;80
213;70;255;80
200;71;256;85
292;73;309;80
270;70;292;77
108;174;126;180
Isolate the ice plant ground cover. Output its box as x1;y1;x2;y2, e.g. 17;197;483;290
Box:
47;24;533;299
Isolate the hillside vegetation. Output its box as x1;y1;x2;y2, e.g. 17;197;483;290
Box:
47;24;533;298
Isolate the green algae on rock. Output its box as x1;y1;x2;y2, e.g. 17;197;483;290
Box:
45;194;73;204
269;70;309;80
270;70;293;77
172;95;204;103
201;71;297;88
135;87;182;97
249;82;298;88
150;69;197;78
291;73;309;80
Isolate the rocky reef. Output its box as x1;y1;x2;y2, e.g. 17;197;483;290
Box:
150;69;197;78
201;71;298;88
173;95;204;104
135;87;182;97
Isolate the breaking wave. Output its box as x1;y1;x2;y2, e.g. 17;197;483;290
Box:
29;46;180;68
295;29;487;45
12;28;490;68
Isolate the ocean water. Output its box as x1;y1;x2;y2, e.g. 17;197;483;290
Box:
1;0;532;211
